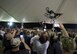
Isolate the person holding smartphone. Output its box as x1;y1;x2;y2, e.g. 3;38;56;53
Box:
5;37;31;54
30;31;49;54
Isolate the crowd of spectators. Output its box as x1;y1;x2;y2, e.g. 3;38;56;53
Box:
0;23;77;54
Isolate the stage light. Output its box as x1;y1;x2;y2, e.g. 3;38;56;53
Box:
8;22;13;27
53;23;60;27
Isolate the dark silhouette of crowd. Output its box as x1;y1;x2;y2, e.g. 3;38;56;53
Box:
0;23;77;54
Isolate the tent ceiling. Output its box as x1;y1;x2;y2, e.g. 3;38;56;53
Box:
0;8;19;22
0;0;77;23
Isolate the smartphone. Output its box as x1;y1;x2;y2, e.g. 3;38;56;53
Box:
20;35;23;38
44;29;46;31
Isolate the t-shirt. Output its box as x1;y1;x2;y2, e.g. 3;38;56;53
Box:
53;41;62;54
3;36;12;52
5;49;29;54
0;30;5;37
30;35;49;54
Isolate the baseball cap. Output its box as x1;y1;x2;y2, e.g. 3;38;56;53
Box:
11;38;21;47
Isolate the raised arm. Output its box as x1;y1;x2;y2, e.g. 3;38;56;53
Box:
59;23;69;37
20;37;31;51
12;29;17;38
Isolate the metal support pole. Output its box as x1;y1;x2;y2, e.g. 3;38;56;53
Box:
52;19;55;32
21;22;24;29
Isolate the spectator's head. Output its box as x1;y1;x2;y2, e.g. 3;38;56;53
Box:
10;29;15;34
6;29;11;33
1;27;5;31
23;30;27;34
6;33;13;40
30;31;34;36
42;31;49;38
26;31;30;35
38;31;42;36
34;30;38;35
15;30;20;37
39;31;49;43
20;28;24;32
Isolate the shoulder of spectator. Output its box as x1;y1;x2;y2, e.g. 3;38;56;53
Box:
30;35;39;44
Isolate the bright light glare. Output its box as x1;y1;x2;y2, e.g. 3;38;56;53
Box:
8;22;13;26
37;29;39;31
21;25;23;29
44;25;46;29
53;23;60;27
44;29;46;31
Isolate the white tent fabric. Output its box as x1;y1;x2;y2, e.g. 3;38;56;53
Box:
0;8;19;22
0;0;77;23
